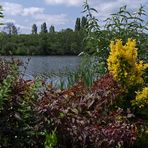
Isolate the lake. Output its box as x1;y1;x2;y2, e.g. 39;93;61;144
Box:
1;56;81;83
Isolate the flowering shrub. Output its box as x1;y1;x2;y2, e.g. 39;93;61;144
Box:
107;38;148;88
106;38;148;147
132;87;148;108
132;87;148;118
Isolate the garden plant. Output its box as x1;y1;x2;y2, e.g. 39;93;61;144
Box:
0;1;148;148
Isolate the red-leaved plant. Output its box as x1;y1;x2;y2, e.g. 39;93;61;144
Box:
37;74;138;148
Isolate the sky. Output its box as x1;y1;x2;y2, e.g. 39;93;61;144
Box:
0;0;147;34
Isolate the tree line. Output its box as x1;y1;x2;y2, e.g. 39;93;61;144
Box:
0;16;88;55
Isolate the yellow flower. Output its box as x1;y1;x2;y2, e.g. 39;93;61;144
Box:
132;87;148;108
107;38;147;88
145;129;148;134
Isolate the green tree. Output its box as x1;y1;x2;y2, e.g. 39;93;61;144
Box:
75;18;81;31
49;25;55;33
41;22;48;33
81;16;87;29
39;34;48;54
12;25;18;35
32;24;37;34
3;23;17;35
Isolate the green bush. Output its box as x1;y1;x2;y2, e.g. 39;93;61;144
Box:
83;1;148;63
0;59;45;147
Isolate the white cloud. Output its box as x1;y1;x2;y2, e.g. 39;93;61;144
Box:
87;0;148;26
3;2;23;16
34;13;68;25
2;2;69;26
3;18;16;23
23;7;44;16
44;0;83;6
91;0;148;16
2;2;44;17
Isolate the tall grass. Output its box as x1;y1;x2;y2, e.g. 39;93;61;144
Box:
67;55;106;88
48;55;107;89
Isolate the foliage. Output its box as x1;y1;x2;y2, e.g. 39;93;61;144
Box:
49;25;55;33
37;74;138;147
3;23;18;35
0;10;87;55
0;75;15;110
83;0;99;32
105;5;148;62
132;87;148;117
32;24;38;34
75;18;81;31
44;129;57;148
105;5;147;38
81;16;87;30
0;59;45;147
132;87;148;108
0;5;3;17
41;22;48;34
0;5;3;25
66;55;107;88
0;59;16;82
0;1;148;147
107;38;148;89
83;1;148;63
0;59;18;110
105;37;148;146
75;17;87;32
0;30;86;55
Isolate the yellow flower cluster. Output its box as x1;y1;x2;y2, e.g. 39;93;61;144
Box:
132;87;148;108
145;129;148;135
107;38;148;87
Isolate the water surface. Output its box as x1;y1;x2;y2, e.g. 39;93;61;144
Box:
1;56;80;81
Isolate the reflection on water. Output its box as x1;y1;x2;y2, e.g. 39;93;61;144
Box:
1;56;80;84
